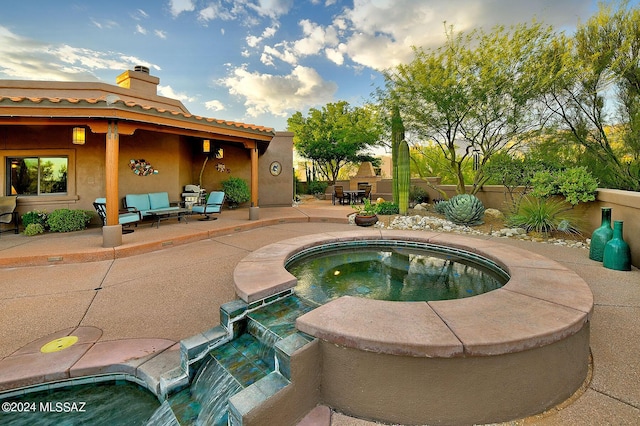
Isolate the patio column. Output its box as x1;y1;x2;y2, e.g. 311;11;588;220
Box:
245;141;259;220
103;120;122;247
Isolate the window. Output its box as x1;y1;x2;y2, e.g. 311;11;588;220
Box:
6;157;68;196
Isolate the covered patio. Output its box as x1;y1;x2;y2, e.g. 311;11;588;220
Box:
0;67;293;248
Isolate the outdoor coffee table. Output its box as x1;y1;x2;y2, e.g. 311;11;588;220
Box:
148;207;191;228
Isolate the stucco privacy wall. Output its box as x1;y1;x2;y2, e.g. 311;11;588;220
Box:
259;132;294;207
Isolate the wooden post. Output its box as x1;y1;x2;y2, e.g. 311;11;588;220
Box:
102;120;123;247
105;121;120;224
250;143;259;207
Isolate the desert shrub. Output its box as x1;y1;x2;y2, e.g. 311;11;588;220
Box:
506;196;583;235
410;186;429;204
376;201;399;215
531;167;598;205
46;209;92;232
530;170;558;199
23;223;45;236
22;210;48;228
555;167;598;205
221;177;251;206
307;180;328;196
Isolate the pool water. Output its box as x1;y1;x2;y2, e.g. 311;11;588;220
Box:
287;243;508;305
0;381;160;426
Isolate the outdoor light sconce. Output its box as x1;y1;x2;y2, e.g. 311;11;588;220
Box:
203;139;224;159
72;127;86;145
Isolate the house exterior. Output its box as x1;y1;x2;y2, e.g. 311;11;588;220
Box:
0;67;293;246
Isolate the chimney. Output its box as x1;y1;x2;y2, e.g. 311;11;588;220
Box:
116;66;159;94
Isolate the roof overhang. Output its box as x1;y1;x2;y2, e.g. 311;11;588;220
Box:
0;97;275;149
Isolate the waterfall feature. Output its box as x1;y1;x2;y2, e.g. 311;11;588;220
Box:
147;295;314;425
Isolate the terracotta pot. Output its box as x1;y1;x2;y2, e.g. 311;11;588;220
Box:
355;214;378;227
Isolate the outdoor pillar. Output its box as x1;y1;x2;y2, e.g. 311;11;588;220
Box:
249;142;259;220
103;120;122;247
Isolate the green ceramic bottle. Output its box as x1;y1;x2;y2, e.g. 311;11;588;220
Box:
602;221;631;271
589;207;613;261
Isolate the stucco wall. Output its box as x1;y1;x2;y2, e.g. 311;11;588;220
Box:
259;132;294;207
318;325;590;425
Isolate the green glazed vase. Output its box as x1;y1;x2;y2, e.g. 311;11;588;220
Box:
602;221;631;271
589;207;613;261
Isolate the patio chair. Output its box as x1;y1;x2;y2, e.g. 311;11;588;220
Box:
0;195;19;236
192;191;225;220
93;198;142;234
358;185;372;203
333;186;351;205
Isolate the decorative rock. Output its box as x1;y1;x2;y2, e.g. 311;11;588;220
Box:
484;208;504;219
384;214;588;249
413;204;427;211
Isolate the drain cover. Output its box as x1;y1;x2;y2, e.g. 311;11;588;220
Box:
40;336;79;353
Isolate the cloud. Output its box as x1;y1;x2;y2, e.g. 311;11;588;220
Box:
247;0;294;19
132;9;149;20
289;0;592;71
261;43;298;66
205;99;225;112
220;64;337;117
246;24;278;48
91;18;119;30
199;1;235;22
135;24;147;35
169;0;195;17
158;85;197;103
260;20;339;67
154;30;167;39
0;25;154;82
293;19;338;56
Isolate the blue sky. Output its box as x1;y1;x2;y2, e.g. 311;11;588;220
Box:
0;1;634;130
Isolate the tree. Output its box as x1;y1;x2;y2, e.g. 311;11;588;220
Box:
539;2;640;191
383;22;556;195
287;101;383;184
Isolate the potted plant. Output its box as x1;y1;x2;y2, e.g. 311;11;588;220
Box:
352;198;379;227
221;176;250;208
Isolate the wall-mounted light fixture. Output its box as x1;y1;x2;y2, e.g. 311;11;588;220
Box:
72;127;86;145
203;139;211;153
215;147;224;159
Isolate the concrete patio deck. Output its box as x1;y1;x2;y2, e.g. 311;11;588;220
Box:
0;201;638;425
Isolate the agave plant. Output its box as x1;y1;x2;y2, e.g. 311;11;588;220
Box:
443;194;485;226
433;199;449;215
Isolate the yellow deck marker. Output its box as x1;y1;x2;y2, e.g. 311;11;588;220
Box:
40;336;78;353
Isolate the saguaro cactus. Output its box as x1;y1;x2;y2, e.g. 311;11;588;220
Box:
391;105;405;205
398;139;410;215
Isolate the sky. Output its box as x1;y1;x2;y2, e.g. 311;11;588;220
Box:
0;1;634;131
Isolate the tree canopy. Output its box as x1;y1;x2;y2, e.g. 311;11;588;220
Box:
538;1;640;191
383;22;556;195
287;101;383;184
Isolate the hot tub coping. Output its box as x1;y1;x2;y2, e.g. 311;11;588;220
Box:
233;229;593;357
